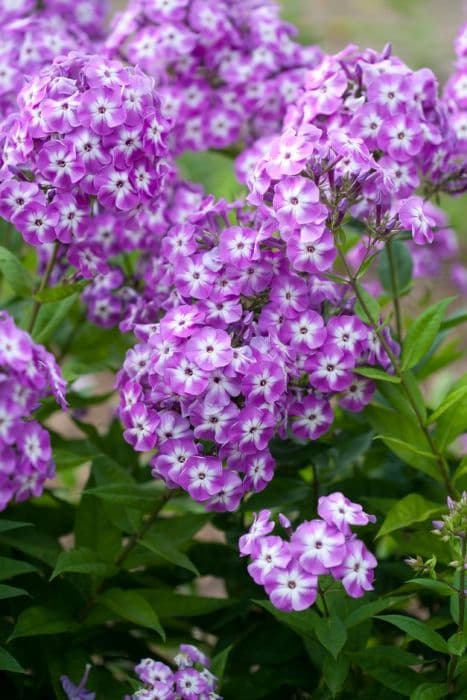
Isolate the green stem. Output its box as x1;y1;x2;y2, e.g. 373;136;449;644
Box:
447;536;466;691
386;238;402;344
114;490;173;568
318;585;330;617
28;241;60;335
336;243;456;499
79;490;173;621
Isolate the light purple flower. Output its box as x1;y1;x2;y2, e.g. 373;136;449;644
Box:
185;327;233;371
318;492;376;534
264;562;318;612
291;519;347;575
331;538;377;598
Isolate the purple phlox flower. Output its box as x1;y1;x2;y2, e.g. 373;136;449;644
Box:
289;395;333;441
318;491;376;534
264;561;318;612
185;327;233;371
331;538;377;598
306;343;355;392
291;518;347;575
248;535;291;585
399;196;437;244
60;665;95;700
239;509;274;556
178;455;223;501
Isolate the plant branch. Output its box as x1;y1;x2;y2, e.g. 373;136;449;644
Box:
447;535;466;691
28;241;60;335
114;489;173;568
79;490;173;621
386;238;402;344
335;242;455;498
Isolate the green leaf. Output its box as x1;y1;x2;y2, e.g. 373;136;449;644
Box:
354;283;380;324
440;308;467;332
323;654;349;697
376;614;449;654
0;584;29;600
34;279;89;303
314;616;347;659
9;606;77;640
454;457;467;486
377;494;443;538
410;683;449;700
364;405;441;481
140;589;235;617
428;386;467;424
355;366;400;383
434;374;467;450
402;298;454;370
84;482;162;508
373;436;436;462
146;513;211;546
139;535;199;575
0;647;26;674
97;588;164;639
0;519;32;534
348;646;422;668
51;547;117;580
0;245;33;297
211;646;232;685
33;293;78;344
378;240;413;294
447;631;466;657
0;556;37;581
345;596;407;628
406;578;454;597
255;600;321;639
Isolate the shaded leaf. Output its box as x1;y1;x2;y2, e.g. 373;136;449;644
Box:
0;647;26;674
323;654;349;697
378;240;413;294
51;547;117;580
376;614;449;654
9;606;77;640
0;245;33;297
139;535;199;575
35;279;89;303
98;588;164;639
314;616;347;659
428;385;467;424
377;494;443;538
355;366;400;383
0;556;37;581
410;683;449;700
402;298;453;370
0;584;29;600
34;294;78;344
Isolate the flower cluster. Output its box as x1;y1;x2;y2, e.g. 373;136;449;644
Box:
0;0;108;39
242;40;465;279
81;173;205;327
442;23;467;293
106;0;322;153
239;493;377;612
132;645;221;700
442;22;467;176
0;14;90;121
116;191;398;511
0;52;173;279
0;312;67;511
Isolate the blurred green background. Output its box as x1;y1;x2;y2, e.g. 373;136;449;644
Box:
283;0;464;80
